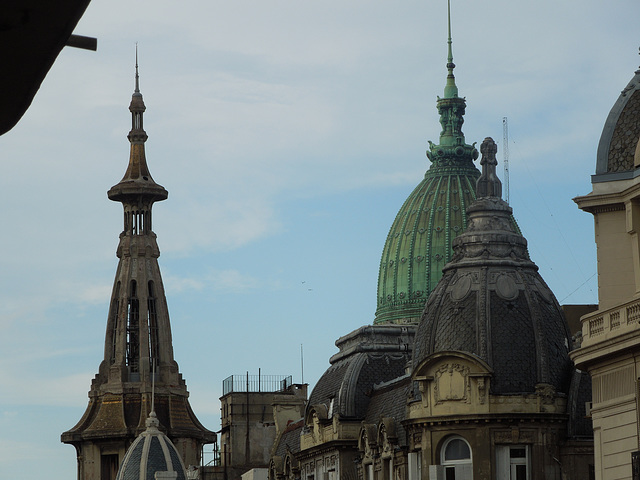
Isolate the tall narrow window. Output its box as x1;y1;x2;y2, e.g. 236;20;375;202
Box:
110;282;121;364
148;281;159;369
126;280;140;373
383;458;392;480
101;454;118;480
495;445;529;480
408;452;421;480
124;211;130;235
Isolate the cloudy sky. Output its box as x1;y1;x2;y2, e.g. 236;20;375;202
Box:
1;1;639;478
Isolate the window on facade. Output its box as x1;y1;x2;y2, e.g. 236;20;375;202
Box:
383;458;392;480
440;436;472;480
110;282;120;364
126;280;140;373
100;454;118;480
495;445;529;480
408;451;421;480
147;281;159;369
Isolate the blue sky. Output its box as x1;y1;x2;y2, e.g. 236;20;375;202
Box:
1;1;639;478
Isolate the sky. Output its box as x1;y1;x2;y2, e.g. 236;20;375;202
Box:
1;1;639;478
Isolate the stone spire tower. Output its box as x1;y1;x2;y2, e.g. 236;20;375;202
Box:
62;58;215;480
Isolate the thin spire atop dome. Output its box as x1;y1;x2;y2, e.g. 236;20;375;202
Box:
134;43;141;95
443;0;458;99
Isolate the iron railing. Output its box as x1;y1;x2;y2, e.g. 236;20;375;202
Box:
222;373;292;395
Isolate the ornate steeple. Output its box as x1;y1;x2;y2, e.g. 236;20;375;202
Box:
443;0;458;99
427;0;478;167
62;58;214;480
374;1;482;325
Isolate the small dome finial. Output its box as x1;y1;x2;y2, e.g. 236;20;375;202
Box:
477;137;502;198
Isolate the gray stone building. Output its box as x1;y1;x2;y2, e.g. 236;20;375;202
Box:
269;9;594;480
201;375;307;480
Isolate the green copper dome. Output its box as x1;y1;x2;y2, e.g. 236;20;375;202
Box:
374;2;480;325
374;156;480;325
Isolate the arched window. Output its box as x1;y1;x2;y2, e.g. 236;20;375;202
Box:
441;436;472;479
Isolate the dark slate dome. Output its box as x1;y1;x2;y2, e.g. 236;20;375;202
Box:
306;326;414;420
413;138;573;395
595;62;640;178
116;412;187;480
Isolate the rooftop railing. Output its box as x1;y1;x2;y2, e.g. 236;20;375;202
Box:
222;373;292;396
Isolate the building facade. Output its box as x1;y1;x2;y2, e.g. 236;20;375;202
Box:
405;138;593;480
270;8;594;480
201;375;307;480
571;61;640;480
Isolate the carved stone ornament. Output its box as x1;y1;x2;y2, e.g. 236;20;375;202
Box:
450;273;472;302
477;377;487;404
495;273;519;301
494;429;535;444
535;383;556;405
434;363;471;404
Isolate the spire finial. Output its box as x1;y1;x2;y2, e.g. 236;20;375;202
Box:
151;357;156;415
134;43;140;94
443;0;458;98
144;359;160;430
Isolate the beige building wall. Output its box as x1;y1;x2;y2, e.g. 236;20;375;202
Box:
594;207;636;309
573;177;640;480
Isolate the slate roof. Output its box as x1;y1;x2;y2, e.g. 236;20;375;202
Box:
595;65;640;178
308;326;414;420
364;376;411;447
274;419;304;457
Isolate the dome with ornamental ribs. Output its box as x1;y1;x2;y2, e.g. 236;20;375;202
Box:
374;8;480;325
116;412;187;480
412;138;573;395
594;56;640;177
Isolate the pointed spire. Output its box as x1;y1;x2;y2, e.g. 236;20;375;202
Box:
145;361;160;430
108;51;167;205
426;0;478;167
134;43;141;96
477;137;502;198
129;45;146;140
444;0;458;99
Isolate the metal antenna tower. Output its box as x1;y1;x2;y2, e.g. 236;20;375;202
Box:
502;117;510;204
